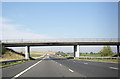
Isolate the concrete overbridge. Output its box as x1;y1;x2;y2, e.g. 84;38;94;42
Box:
1;40;120;59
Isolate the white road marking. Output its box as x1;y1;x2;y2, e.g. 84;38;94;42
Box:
69;69;74;72
60;64;62;66
109;67;118;70
84;63;88;64
43;57;46;60
11;60;43;79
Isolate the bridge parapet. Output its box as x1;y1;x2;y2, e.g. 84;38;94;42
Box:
1;38;119;43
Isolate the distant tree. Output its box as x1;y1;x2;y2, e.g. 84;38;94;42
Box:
80;53;82;55
56;51;67;57
90;52;94;54
62;53;67;57
98;46;114;56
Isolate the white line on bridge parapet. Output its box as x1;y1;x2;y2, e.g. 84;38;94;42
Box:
1;38;119;43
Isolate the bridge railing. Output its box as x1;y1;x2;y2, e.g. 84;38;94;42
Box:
1;38;119;43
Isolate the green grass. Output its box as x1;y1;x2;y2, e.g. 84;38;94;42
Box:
67;53;116;57
56;57;67;58
79;54;116;57
76;58;119;63
0;60;30;68
55;55;119;63
30;54;42;57
80;54;102;57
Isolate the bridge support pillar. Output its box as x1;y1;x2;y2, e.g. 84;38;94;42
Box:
117;45;119;57
74;45;79;58
25;46;30;59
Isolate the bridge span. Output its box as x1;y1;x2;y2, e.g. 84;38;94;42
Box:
1;40;120;59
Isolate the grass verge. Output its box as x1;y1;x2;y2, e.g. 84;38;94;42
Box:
55;57;67;58
76;58;119;63
56;56;119;63
0;60;30;68
30;54;43;59
79;54;116;57
30;54;42;57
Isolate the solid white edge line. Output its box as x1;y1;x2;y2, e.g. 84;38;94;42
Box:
109;67;118;70
11;60;43;79
69;69;74;72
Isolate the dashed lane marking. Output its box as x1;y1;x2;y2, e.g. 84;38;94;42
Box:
60;64;62;66
109;67;118;70
69;69;74;72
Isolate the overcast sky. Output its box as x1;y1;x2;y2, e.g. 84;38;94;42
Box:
1;1;119;53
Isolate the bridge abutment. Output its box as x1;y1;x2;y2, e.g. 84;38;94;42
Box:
25;46;30;59
74;45;79;58
117;45;119;57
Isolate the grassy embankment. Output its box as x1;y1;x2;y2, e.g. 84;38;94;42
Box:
78;53;119;63
1;51;25;61
1;47;26;61
1;47;27;68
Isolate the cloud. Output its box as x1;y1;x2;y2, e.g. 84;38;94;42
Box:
0;17;12;26
1;17;54;40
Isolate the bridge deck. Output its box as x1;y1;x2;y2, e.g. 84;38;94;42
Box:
2;41;120;47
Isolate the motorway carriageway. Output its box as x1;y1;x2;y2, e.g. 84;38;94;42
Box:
2;55;119;78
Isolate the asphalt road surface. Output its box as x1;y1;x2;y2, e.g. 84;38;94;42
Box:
2;55;119;78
